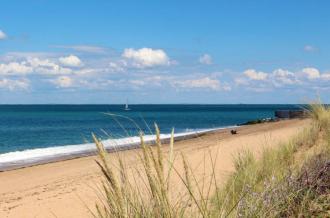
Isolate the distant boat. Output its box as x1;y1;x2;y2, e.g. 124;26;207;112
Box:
124;99;131;111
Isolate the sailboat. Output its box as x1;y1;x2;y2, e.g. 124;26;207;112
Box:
124;99;131;111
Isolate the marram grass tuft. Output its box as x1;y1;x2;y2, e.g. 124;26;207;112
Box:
92;104;330;217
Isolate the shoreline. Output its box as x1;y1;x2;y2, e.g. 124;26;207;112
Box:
0;126;238;172
0;119;309;218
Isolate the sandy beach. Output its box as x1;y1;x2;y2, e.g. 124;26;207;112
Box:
0;119;309;218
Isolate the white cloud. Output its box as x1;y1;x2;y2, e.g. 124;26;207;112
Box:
3;48;330;94
122;48;170;68
0;30;7;40
59;55;83;67
28;58;57;68
243;69;268;80
0;62;33;75
173;77;222;91
0;78;30;91
0;59;72;76
0;55;101;77
28;58;73;75
304;45;317;52
272;69;297;85
272;69;293;78
237;68;300;91
51;76;74;88
302;67;320;79
237;67;330;92
236;72;271;92
199;54;212;65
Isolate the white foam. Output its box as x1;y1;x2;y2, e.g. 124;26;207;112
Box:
0;126;236;170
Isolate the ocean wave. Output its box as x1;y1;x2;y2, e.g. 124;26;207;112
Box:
0;126;236;171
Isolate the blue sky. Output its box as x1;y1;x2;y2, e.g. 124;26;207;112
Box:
0;0;329;104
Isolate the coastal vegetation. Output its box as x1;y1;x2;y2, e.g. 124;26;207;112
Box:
93;104;330;217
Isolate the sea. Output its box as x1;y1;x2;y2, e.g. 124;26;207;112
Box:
0;104;304;170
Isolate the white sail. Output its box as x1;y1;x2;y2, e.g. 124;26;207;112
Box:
124;99;130;110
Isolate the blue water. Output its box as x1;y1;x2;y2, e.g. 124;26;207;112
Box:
0;104;303;154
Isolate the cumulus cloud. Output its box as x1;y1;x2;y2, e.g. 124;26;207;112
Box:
173;77;223;91
0;30;7;40
50;76;113;89
0;57;74;76
59;55;83;67
237;67;330;92
0;62;33;75
2;49;330;94
302;67;320;79
236;68;299;91
0;78;30;91
122;48;170;68
0;54;103;79
272;69;298;85
243;69;268;80
28;58;73;75
199;54;212;65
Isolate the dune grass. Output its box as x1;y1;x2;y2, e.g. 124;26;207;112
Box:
213;103;330;217
92;104;330;217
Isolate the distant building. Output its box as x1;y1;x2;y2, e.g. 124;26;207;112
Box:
275;110;308;119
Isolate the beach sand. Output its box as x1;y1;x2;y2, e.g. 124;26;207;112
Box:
0;119;309;218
